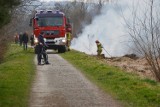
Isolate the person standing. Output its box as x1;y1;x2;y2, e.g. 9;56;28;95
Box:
14;33;19;44
19;32;23;46
22;31;29;50
95;40;103;56
66;32;71;51
30;33;34;46
37;32;49;65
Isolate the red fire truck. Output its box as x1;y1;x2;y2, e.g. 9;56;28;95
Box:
30;10;72;53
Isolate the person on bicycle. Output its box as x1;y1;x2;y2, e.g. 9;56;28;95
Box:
37;32;49;65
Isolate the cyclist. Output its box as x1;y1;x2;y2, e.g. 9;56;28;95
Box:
37;32;49;65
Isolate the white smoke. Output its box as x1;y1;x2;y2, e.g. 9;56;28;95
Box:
71;0;159;57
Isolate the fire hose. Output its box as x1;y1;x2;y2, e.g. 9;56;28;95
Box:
101;44;112;57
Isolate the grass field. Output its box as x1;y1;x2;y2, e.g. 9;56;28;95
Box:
61;50;160;107
0;44;35;107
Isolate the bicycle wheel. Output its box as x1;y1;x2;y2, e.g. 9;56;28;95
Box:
41;54;45;65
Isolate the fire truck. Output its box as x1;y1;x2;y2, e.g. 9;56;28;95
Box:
30;10;72;53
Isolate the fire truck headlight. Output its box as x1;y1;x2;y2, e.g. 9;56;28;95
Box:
44;38;47;42
34;38;38;44
62;39;66;43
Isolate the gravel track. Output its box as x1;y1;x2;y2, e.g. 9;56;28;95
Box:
29;52;122;107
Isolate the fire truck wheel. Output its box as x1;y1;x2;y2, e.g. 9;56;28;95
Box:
58;46;66;53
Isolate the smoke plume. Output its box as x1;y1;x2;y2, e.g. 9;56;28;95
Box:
71;0;158;57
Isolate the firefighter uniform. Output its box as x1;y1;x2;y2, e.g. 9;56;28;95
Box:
66;32;71;51
95;40;103;56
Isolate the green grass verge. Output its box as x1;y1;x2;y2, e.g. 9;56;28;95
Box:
61;50;160;107
0;44;35;107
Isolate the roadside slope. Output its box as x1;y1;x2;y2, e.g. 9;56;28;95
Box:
0;44;35;107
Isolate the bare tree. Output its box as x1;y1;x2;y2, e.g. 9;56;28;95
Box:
125;0;160;81
0;0;41;62
53;0;90;37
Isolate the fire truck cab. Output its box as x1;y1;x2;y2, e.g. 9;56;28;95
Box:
30;10;72;53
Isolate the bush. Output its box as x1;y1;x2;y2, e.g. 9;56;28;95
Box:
0;38;8;63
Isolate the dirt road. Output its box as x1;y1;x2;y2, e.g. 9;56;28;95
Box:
29;52;122;107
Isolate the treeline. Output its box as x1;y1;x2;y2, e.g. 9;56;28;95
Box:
125;0;160;81
0;0;21;28
0;0;21;61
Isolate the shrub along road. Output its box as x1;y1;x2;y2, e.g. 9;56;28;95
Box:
29;51;122;107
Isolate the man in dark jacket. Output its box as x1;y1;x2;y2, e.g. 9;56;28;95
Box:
19;32;23;46
22;31;29;50
30;33;34;46
37;32;49;65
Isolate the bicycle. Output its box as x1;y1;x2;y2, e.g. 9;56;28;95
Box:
40;46;48;65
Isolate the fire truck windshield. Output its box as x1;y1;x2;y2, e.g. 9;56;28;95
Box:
37;17;63;27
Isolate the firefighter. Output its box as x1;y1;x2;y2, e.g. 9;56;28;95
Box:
66;32;71;51
37;32;49;65
95;40;103;56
